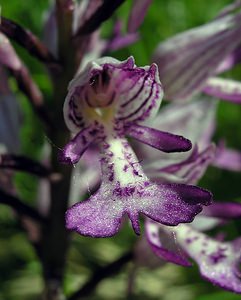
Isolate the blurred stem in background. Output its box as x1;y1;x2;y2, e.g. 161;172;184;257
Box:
40;1;75;299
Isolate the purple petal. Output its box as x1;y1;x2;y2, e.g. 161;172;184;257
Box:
202;202;241;219
127;0;153;33
135;99;217;165
213;142;241;171
0;33;21;70
145;220;191;266
152;11;241;101
106;20;139;52
149;144;216;185
59;125;99;164
126;124;192;153
176;225;241;293
215;45;241;74
66;180;212;237
66;185;124;237
203;77;241;103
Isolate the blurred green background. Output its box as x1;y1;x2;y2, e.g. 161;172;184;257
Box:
1;0;241;299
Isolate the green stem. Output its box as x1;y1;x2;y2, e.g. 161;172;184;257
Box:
40;1;76;299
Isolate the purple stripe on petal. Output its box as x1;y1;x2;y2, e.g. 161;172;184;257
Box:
203;77;241;103
126;124;192;153
117;64;163;123
215;45;241;74
59;124;99;164
120;73;150;108
153;10;241;101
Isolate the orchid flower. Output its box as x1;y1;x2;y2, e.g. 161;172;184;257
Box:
131;98;241;293
61;56;212;238
146;204;241;293
152;2;241;103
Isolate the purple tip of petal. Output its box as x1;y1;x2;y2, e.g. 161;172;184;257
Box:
125;56;135;68
170;184;213;206
141;184;212;227
149;63;158;76
126;124;192;153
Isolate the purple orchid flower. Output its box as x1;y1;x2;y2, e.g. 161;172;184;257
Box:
142;137;241;293
146;204;241;293
61;56;212;238
131;97;241;293
152;2;241;103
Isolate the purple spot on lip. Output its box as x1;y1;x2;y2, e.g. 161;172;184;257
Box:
185;238;193;244
108;173;114;182
133;170;142;177
123;165;128;172
209;252;227;264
